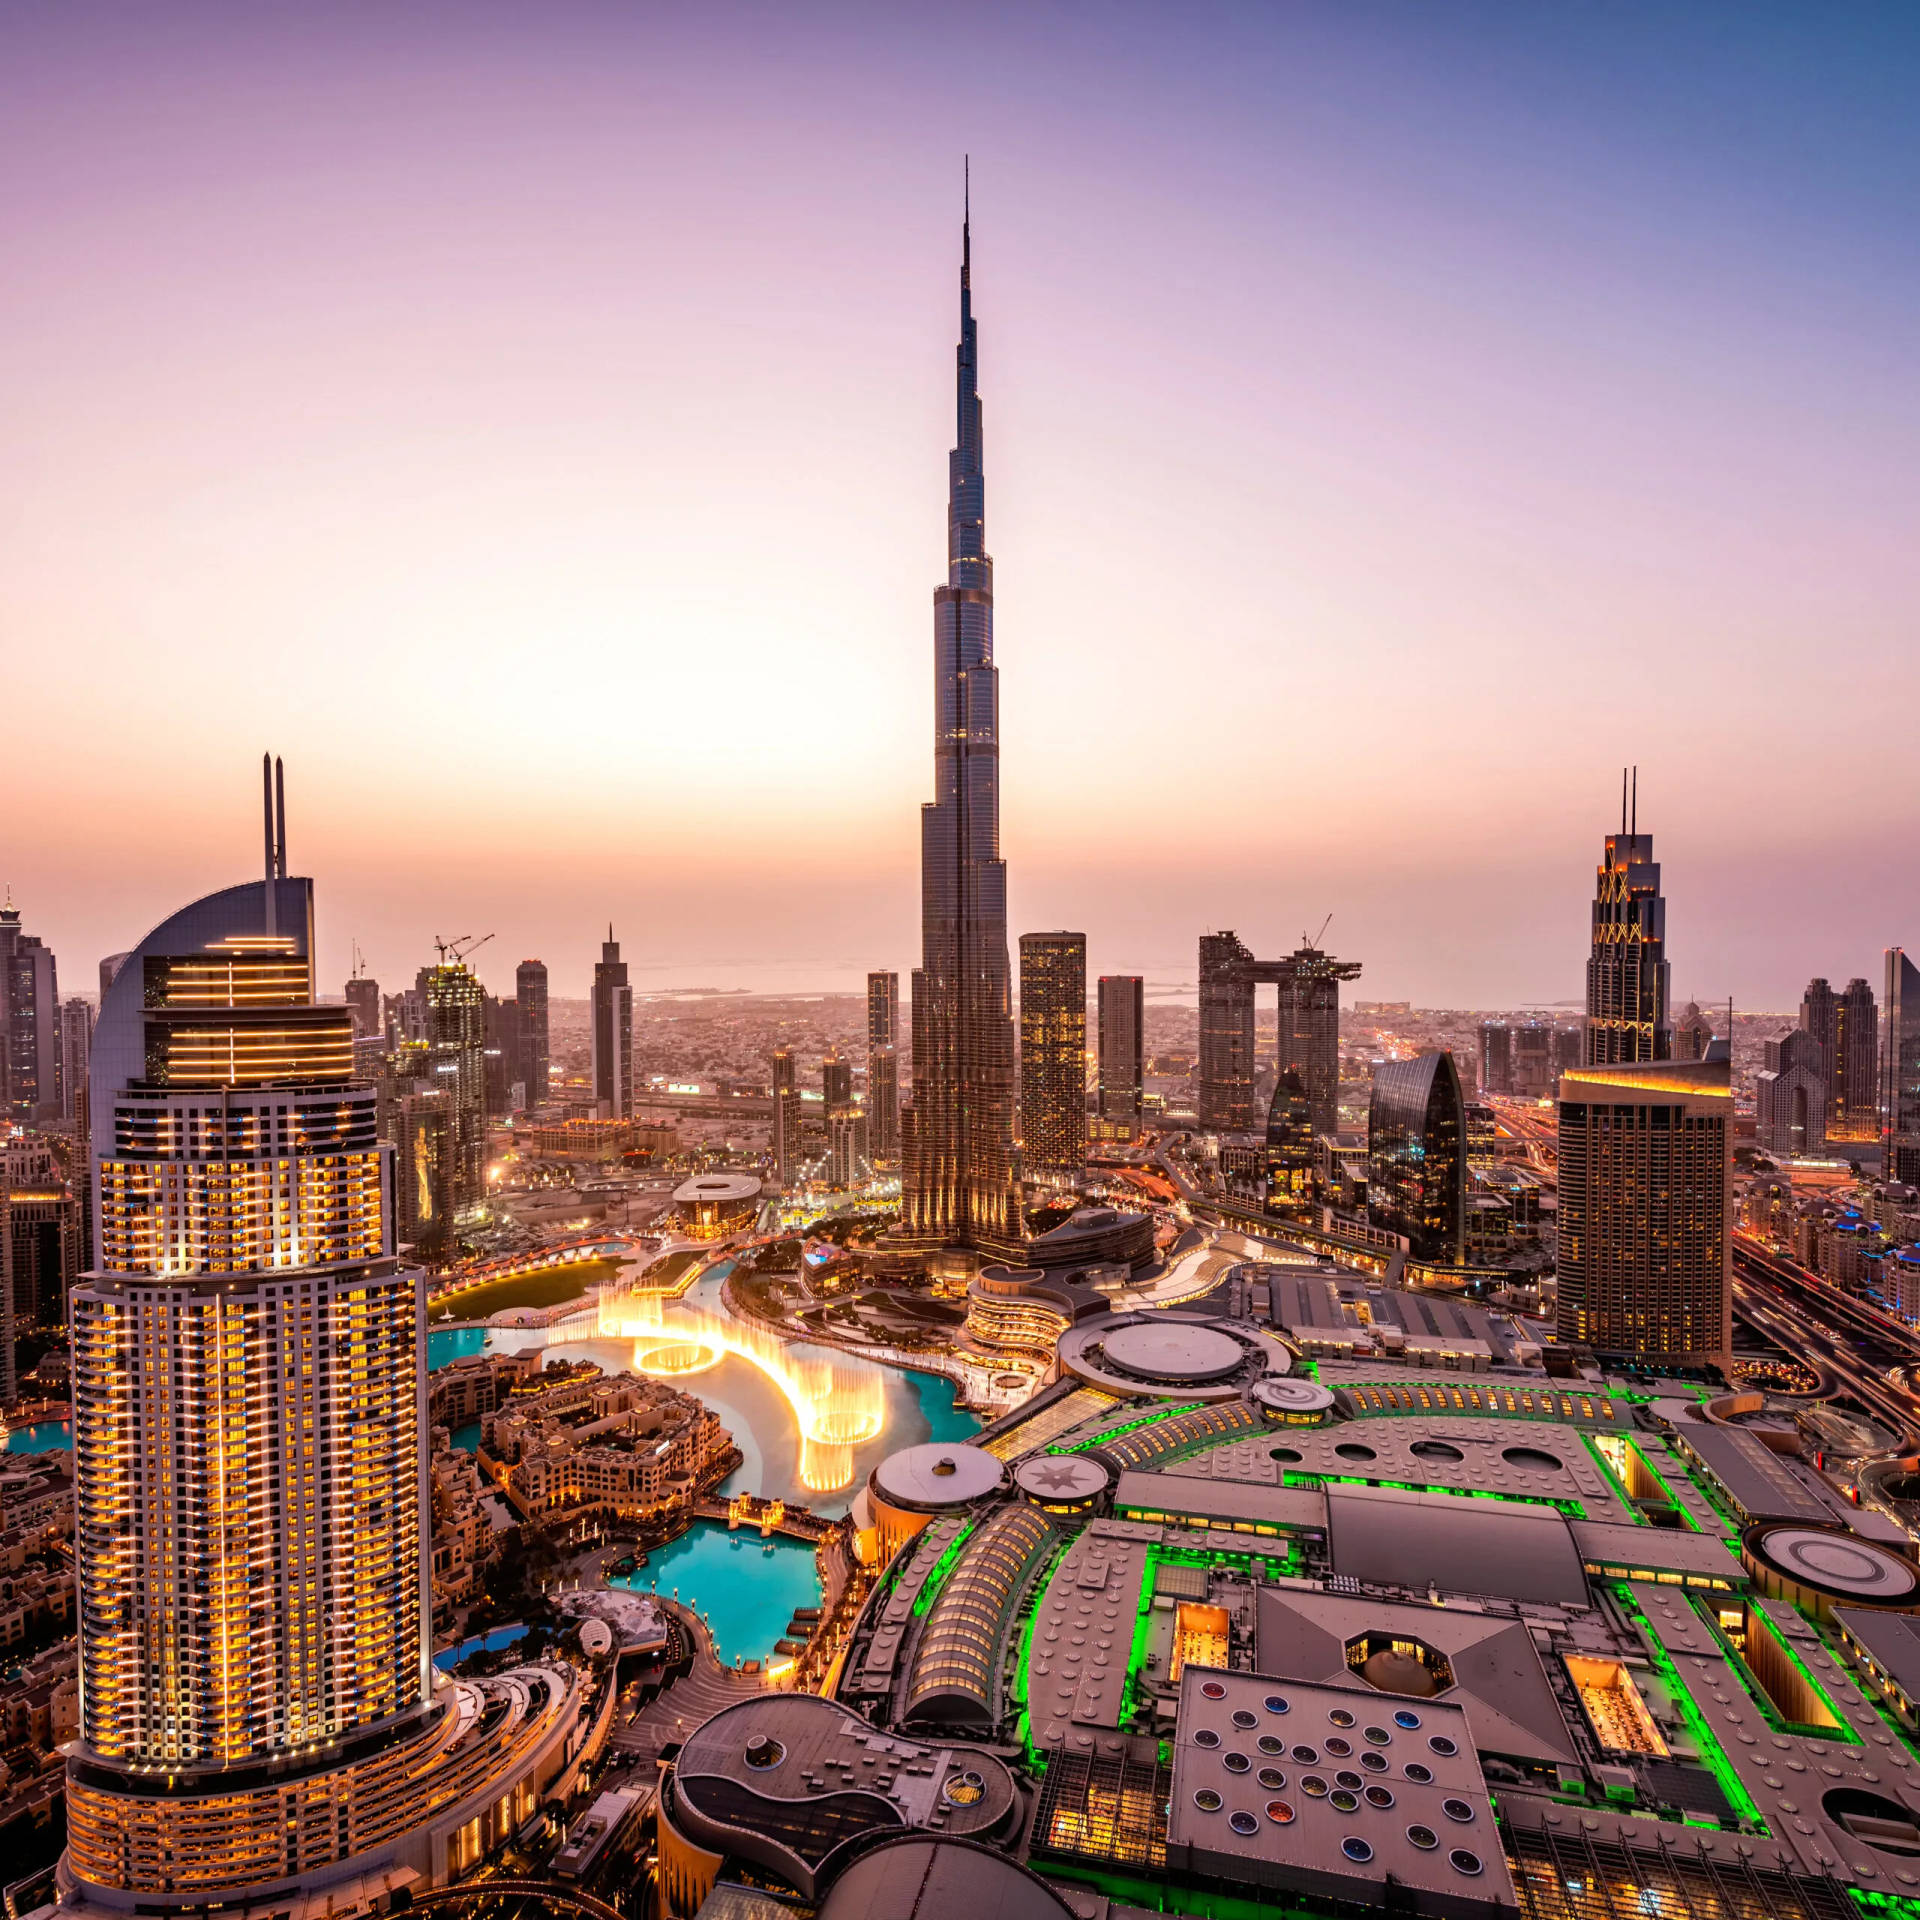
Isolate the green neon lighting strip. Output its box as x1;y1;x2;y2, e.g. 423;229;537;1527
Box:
1012;1538;1070;1767
1614;1583;1767;1832
1734;1607;1862;1743
911;1520;977;1618
1851;1889;1920;1920
1052;1402;1202;1454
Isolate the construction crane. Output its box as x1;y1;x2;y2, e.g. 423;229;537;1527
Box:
1302;914;1333;952
433;933;495;966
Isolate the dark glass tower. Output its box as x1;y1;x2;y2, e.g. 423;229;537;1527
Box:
1019;931;1088;1176
1366;1050;1467;1266
902;192;1022;1256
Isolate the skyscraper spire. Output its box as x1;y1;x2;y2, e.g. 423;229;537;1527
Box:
900;183;1021;1257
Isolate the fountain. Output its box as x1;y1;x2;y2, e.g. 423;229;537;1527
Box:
597;1283;885;1492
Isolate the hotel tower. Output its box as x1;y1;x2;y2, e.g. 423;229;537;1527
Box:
900;188;1022;1257
1584;769;1672;1066
62;760;581;1916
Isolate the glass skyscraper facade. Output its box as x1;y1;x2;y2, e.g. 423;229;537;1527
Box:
1366;1050;1467;1265
901;199;1021;1257
1584;788;1671;1066
1018;932;1087;1177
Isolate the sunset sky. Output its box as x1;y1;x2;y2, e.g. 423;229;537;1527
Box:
4;4;1916;1009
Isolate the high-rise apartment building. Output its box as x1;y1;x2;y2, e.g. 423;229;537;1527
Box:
1584;778;1671;1065
0;895;60;1123
772;1047;802;1186
1884;950;1920;1186
1264;1070;1316;1220
345;970;382;1038
592;927;634;1120
483;991;523;1115
900;197;1022;1257
64;763;572;1911
1199;932;1359;1135
57;995;92;1119
829;1108;870;1188
1;1136;78;1401
1756;1028;1827;1158
1673;1001;1714;1063
1366;1051;1466;1266
388;1085;454;1259
1555;1059;1731;1366
517;958;550;1112
1835;977;1878;1141
866;970;900;1158
1018;932;1087;1177
1097;974;1144;1140
1800;978;1837;1086
423;959;488;1224
1478;1022;1512;1095
822;1047;853;1116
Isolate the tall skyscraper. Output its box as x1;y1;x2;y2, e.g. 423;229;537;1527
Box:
900;191;1021;1258
0;893;60;1123
1278;941;1359;1138
517;956;551;1112
1756;1028;1827;1158
65;761;563;1910
1200;932;1358;1136
483;990;523;1115
1835;976;1878;1141
822;1047;854;1116
592;926;634;1119
772;1047;802;1185
1800;978;1838;1086
1555;1058;1731;1366
1018;932;1087;1177
423;957;488;1224
1673;1001;1714;1063
1198;931;1258;1132
344;968;382;1038
866;970;900;1158
1366;1051;1467;1266
1;1134;78;1401
1264;1070;1316;1219
1883;949;1920;1185
59;995;93;1122
1478;1022;1512;1095
1585;774;1671;1065
1097;973;1145;1140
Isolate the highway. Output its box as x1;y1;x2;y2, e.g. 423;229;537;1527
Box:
1732;1237;1920;1445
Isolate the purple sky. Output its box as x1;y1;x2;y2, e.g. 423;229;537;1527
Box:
4;4;1915;1008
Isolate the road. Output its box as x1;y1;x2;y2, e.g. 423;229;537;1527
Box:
1732;1237;1920;1444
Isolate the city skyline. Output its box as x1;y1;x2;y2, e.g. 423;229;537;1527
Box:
4;6;1917;1010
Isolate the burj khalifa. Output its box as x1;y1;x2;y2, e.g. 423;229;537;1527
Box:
900;187;1024;1258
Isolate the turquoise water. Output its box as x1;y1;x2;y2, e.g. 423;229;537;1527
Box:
428;1325;488;1371
4;1421;71;1454
434;1623;529;1671
450;1422;482;1453
614;1520;820;1666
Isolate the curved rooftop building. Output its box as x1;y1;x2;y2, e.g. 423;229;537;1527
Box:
1366;1050;1467;1267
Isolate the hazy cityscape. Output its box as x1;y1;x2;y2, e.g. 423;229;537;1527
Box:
4;10;1920;1920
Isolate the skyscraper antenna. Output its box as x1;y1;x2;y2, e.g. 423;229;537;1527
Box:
1631;765;1637;840
963;155;970;289
274;755;287;880
1620;768;1627;837
261;752;278;936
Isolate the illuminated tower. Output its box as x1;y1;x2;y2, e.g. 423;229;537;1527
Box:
0;892;60;1123
1555;1057;1731;1366
866;970;900;1158
1884;949;1920;1185
424;956;487;1220
900;182;1022;1257
1835;976;1878;1141
1367;1050;1466;1266
1018;932;1087;1176
772;1047;802;1186
64;756;430;1901
592;927;633;1119
1585;770;1671;1066
1278;941;1360;1138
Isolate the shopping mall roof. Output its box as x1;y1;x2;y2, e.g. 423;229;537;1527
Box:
1325;1482;1590;1608
671;1172;765;1205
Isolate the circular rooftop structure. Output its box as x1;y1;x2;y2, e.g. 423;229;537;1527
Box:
1056;1310;1292;1402
1250;1377;1337;1424
1745;1523;1920;1612
1101;1321;1244;1384
870;1442;1007;1515
1013;1453;1113;1510
672;1173;764;1205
